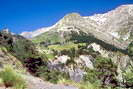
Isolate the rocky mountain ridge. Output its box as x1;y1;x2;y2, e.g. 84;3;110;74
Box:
21;4;133;50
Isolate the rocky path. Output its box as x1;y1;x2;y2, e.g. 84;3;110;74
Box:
25;75;79;89
0;75;78;89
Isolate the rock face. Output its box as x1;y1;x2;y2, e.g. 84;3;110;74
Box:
79;55;94;69
47;55;70;72
47;55;94;82
22;5;133;50
69;68;84;82
55;55;70;64
88;43;131;68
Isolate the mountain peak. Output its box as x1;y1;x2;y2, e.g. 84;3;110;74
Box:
64;13;81;18
60;12;81;22
57;13;82;27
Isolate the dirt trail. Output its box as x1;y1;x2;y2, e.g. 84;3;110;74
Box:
25;75;79;89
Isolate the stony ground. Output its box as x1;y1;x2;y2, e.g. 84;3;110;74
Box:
0;75;78;89
25;75;79;89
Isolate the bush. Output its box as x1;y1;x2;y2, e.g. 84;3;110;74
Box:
36;66;69;84
122;66;133;87
24;57;44;75
83;69;98;83
0;65;26;89
128;42;133;56
84;56;118;87
11;37;41;62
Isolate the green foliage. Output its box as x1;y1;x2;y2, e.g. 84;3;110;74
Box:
129;32;133;40
12;39;29;59
83;69;98;83
84;56;118;87
36;66;69;84
78;82;101;89
32;31;62;44
12;38;39;61
24;57;44;75
128;41;133;56
123;66;133;86
45;53;55;60
0;46;8;51
0;65;26;89
0;78;4;86
58;78;101;89
94;56;117;74
48;42;86;51
48;42;87;57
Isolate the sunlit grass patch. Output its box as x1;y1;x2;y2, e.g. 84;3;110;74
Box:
48;42;86;51
0;65;26;89
58;78;101;89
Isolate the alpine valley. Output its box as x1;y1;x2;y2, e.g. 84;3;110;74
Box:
0;4;133;89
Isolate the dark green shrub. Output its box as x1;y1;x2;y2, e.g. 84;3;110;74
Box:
24;57;44;75
83;68;98;83
84;56;118;87
36;66;69;84
122;66;133;88
128;42;133;56
12;39;39;61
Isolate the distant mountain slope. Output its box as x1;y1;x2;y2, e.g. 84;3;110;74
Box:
0;29;41;62
20;26;54;38
22;5;133;50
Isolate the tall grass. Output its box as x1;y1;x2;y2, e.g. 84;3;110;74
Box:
0;65;26;89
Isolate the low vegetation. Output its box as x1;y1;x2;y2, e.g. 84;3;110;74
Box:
83;56;118;88
122;66;133;88
58;78;101;89
36;66;69;84
0;65;26;89
48;42;86;51
0;30;132;89
128;41;133;56
32;31;62;44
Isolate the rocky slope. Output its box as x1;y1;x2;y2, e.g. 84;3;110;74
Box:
21;4;133;50
0;29;80;89
25;75;78;89
21;4;133;88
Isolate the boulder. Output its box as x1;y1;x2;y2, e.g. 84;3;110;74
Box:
69;68;84;82
79;55;94;69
